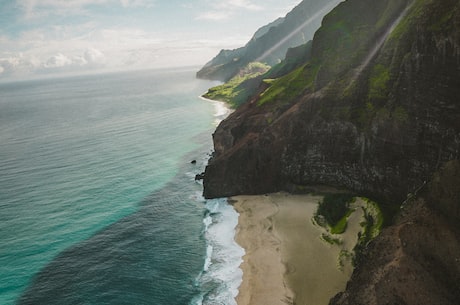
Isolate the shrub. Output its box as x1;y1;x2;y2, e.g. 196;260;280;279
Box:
316;194;354;228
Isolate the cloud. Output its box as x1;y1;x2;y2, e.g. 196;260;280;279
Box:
195;11;232;21
17;0;154;19
0;54;39;77
41;48;106;72
196;0;262;21
44;53;73;68
120;0;155;8
18;0;108;19
224;0;262;11
84;48;106;65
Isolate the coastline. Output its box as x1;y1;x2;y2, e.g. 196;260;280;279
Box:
198;95;233;126
232;193;361;305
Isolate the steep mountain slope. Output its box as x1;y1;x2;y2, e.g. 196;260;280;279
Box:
203;0;460;302
204;0;460;204
196;0;342;81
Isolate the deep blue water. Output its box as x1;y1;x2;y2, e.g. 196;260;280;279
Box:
0;68;242;305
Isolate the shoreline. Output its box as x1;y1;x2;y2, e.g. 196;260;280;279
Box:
232;193;361;305
198;95;233;126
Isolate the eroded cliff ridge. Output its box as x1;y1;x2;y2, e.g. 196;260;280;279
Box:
204;0;460;205
196;0;341;81
203;0;460;302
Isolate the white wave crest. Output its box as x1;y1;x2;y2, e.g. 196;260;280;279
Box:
195;198;244;305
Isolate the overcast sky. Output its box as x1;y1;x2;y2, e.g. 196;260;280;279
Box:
0;0;300;80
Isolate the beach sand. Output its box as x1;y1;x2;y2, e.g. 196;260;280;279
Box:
232;193;362;305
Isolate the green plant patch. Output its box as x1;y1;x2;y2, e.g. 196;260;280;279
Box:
315;194;354;229
203;62;270;107
321;233;343;245
393;105;409;123
330;208;354;234
258;63;319;106
368;64;390;100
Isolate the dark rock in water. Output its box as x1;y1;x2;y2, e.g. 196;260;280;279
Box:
190;160;197;164
195;172;205;181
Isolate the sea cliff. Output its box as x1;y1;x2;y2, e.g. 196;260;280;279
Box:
204;0;460;205
196;0;342;82
200;0;460;303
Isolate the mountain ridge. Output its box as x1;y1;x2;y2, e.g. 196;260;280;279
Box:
196;0;341;82
201;0;460;302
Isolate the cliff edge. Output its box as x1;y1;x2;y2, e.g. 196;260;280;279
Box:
204;0;460;204
203;0;460;302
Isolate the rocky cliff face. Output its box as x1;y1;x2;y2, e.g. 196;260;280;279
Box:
330;198;460;305
196;0;341;81
203;0;460;207
203;0;460;302
330;160;460;305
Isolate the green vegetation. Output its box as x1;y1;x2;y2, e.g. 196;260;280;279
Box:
338;249;353;269
356;101;377;128
375;0;411;30
361;199;384;239
321;233;343;245
314;196;386;267
258;63;319;106
203;62;270;107
314;194;354;230
353;198;384;265
368;64;390;100
393;105;409;123
330;209;354;234
429;9;454;32
388;0;430;42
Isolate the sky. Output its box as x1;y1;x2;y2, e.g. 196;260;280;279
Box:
0;0;301;80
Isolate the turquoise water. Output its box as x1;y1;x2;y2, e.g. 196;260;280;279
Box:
0;68;242;305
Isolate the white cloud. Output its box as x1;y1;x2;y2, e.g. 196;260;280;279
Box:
84;48;106;65
41;48;106;72
18;0;109;19
18;0;154;19
44;53;72;68
120;0;155;8
0;54;39;77
195;11;232;21
19;0;110;11
1;0;302;80
196;0;263;22
224;0;262;11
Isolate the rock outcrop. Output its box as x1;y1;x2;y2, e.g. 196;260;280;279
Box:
330;161;460;305
330;199;460;305
202;0;460;303
203;0;460;206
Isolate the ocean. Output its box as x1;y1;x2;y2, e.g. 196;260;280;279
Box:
0;68;243;305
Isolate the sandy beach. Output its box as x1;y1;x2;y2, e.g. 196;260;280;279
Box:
232;193;363;305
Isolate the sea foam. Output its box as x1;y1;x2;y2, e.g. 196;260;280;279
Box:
190;96;242;305
197;198;244;305
189;195;244;305
199;96;232;126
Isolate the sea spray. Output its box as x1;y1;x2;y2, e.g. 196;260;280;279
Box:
189;96;243;305
195;198;244;305
199;96;233;126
